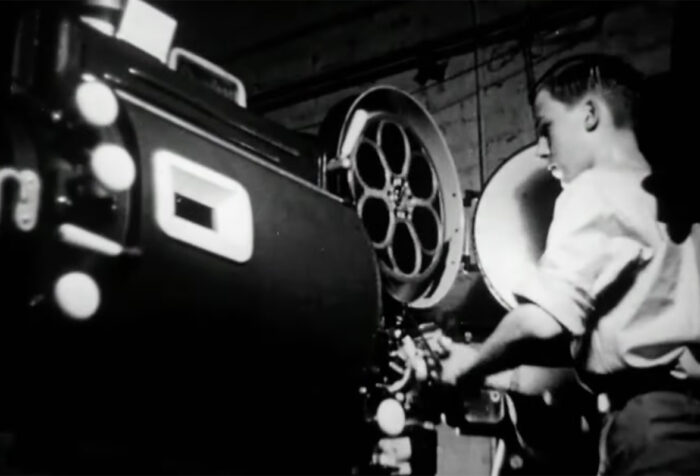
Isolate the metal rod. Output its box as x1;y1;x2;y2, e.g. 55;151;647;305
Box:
471;0;486;189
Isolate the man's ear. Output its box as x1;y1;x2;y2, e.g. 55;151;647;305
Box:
584;99;599;132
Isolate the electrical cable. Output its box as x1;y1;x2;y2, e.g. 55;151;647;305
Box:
470;0;486;189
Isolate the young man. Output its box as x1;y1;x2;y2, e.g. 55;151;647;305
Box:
440;55;700;475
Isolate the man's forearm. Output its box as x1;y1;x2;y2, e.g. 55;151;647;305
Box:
461;304;570;381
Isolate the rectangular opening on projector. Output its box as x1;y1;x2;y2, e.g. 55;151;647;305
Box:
153;149;254;263
174;193;213;229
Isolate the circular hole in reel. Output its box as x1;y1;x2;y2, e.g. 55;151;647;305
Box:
378;121;409;176
407;152;435;200
412;206;439;253
391;221;420;276
360;196;392;245
355;141;387;190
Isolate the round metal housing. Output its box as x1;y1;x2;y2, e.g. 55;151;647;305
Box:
472;144;561;309
327;86;465;309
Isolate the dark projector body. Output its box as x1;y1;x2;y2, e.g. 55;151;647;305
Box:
0;9;380;474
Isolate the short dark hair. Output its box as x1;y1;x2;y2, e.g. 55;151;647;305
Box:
531;54;644;129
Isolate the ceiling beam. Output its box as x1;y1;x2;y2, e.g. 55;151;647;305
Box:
247;2;625;113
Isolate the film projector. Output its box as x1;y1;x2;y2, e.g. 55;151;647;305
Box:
0;2;596;474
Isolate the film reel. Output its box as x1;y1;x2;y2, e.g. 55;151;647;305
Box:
323;86;464;309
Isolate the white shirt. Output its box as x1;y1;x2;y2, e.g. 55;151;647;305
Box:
515;164;700;383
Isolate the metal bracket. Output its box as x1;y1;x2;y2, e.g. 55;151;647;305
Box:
0;167;41;232
168;47;248;108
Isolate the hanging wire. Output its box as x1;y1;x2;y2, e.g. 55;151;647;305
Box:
470;0;486;189
520;3;538;137
294;39;582;133
293;7;603;133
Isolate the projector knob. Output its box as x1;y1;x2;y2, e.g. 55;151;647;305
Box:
53;272;101;320
376;398;406;436
89;143;136;193
75;79;119;127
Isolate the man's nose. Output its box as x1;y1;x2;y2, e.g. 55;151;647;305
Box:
535;136;551;159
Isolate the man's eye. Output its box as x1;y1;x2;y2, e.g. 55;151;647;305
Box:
538;123;550;138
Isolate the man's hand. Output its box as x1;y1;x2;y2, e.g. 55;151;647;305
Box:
438;336;481;385
372;437;411;475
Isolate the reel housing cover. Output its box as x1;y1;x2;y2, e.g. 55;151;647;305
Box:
472;144;561;310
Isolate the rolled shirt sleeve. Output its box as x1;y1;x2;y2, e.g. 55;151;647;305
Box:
515;173;653;336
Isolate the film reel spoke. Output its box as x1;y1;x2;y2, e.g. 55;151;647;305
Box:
353;139;390;193
410;205;442;256
378;120;410;178
407;151;438;202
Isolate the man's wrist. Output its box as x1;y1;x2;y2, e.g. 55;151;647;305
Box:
485;369;514;391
